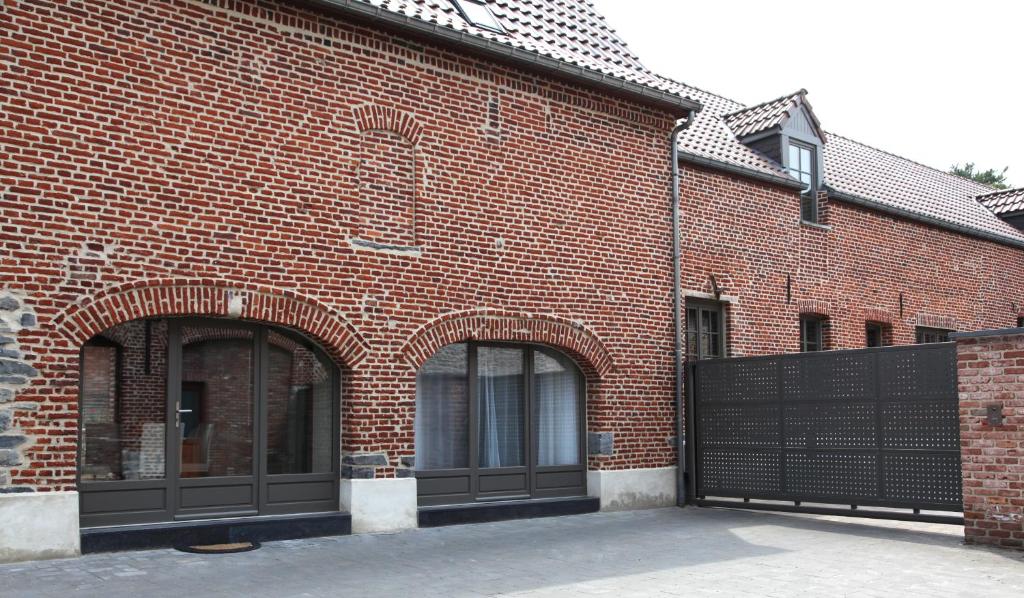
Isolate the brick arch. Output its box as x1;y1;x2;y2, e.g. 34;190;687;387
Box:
352;104;424;146
399;310;615;380
50;278;370;368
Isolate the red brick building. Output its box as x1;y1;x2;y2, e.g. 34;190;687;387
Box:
0;0;1021;561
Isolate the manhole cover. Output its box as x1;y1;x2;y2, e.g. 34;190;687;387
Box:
175;541;260;554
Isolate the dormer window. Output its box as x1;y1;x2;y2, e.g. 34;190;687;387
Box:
788;141;817;222
451;0;506;33
722;90;827;226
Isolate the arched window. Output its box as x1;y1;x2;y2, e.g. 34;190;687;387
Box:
414;342;585;505
78;318;340;527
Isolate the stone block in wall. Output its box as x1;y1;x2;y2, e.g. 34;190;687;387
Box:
342;465;375;479
343;452;389;466
588;432;614;456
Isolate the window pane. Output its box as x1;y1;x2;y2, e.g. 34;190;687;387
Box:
415;343;469;470
535;348;580;466
801;318;821;352
789;144;800;169
800;147;812;170
265;331;335;475
801;194;816;221
80;320;168;482
180;325;254;477
478;346;525;468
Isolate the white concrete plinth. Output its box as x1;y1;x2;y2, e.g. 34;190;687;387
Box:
0;491;80;563
340;478;418;534
587;467;676;511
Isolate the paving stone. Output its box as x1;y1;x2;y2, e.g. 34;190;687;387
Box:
2;509;1023;598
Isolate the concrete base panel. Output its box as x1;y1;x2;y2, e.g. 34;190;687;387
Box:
340;478;418;534
0;491;80;563
587;467;676;511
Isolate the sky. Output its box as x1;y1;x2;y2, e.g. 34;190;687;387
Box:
591;0;1023;187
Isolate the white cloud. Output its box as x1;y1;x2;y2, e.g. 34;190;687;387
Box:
592;0;1023;186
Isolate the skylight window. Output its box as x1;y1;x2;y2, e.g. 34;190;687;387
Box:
451;0;506;33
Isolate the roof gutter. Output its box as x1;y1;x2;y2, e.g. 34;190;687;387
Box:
291;0;702;117
826;187;1024;250
677;151;805;191
671;111;696;508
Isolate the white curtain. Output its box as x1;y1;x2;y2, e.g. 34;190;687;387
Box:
535;349;580;466
477;347;524;468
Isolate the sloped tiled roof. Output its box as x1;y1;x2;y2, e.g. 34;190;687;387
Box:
978;188;1024;216
671;83;804;183
336;1;1022;246
723;89;824;141
672;84;1024;245
822;134;1023;240
348;0;697;105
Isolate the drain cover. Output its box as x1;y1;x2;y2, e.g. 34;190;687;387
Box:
175;541;260;554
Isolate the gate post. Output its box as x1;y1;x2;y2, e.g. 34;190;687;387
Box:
953;327;1024;550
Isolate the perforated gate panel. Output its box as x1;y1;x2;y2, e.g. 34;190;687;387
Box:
688;343;961;513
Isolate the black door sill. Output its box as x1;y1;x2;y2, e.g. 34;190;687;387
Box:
81;511;351;553
419;496;599;527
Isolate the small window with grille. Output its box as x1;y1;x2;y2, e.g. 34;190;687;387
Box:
800;316;825;352
915;327;951;344
865;322;890;347
685;301;725;360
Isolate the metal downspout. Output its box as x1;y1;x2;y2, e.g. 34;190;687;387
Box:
672;111;695;507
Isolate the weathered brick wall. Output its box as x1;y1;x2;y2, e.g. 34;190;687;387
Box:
0;0;679;491
957;332;1024;549
679;165;1024;356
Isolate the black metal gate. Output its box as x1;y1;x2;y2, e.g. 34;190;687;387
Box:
686;343;962;523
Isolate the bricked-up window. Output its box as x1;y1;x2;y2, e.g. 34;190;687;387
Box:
451;0;506;33
789;141;817;223
685;301;725;360
415;343;584;506
916;327;951;344
800;316;824;352
357;129;417;247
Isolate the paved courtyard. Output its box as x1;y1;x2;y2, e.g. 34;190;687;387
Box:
3;508;1023;597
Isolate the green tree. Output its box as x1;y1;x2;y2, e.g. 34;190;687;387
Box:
949;163;1010;189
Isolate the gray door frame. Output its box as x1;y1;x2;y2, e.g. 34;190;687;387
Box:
416;342;587;506
78;317;340;528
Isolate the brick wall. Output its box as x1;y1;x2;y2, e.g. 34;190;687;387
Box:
679;165;1024;356
0;0;679;491
2;0;1023;496
957;331;1024;549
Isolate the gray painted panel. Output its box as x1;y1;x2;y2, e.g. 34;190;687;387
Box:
784;108;819;142
535;470;584;490
179;483;254;509
266;480;334;504
80;487;167;515
478;473;527;493
418;475;471;496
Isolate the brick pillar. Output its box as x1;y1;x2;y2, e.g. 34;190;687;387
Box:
955;329;1024;549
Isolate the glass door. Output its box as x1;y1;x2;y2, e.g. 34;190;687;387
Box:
168;321;258;519
79;317;341;527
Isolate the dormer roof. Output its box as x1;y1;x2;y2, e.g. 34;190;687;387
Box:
723;90;826;143
978;187;1024;217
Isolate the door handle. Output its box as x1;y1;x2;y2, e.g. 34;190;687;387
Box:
178;409;193;414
